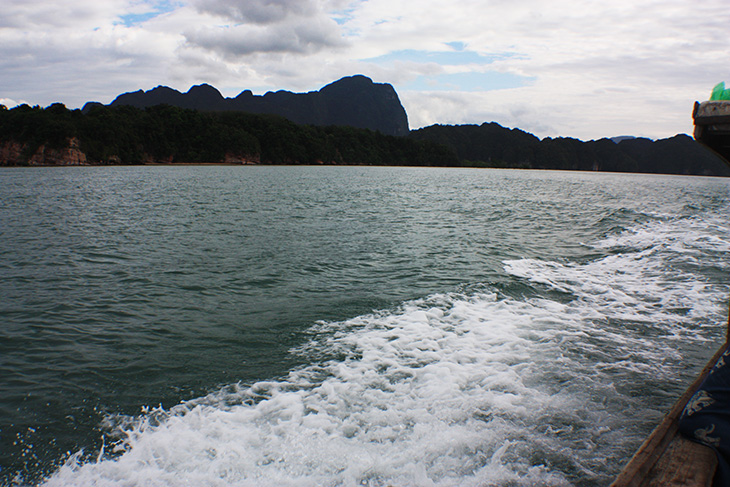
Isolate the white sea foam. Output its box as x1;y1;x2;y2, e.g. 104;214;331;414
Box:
45;291;590;486
41;288;682;487
507;212;730;331
42;210;730;487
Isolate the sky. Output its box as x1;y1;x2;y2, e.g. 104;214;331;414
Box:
1;0;728;140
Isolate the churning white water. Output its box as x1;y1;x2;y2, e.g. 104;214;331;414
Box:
43;188;730;487
4;166;730;486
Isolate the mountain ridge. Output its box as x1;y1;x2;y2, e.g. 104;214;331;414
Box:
408;122;729;176
84;75;409;137
2;75;727;175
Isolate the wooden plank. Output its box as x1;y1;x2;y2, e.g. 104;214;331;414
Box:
642;436;716;487
611;343;727;487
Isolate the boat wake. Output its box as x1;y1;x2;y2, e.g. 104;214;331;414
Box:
41;206;730;487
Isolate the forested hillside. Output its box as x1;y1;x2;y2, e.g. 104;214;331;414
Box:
1;103;727;177
409;123;730;176
0;103;456;166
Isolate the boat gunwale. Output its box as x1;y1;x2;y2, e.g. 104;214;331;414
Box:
611;339;727;486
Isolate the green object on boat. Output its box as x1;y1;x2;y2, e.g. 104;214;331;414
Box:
710;82;730;101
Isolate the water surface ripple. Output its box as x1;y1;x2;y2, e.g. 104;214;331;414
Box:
1;166;729;486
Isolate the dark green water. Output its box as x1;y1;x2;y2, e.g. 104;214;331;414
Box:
1;166;729;486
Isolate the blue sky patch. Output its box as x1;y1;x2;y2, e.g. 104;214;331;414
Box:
364;49;521;67
119;12;161;26
396;71;535;92
333;8;357;25
118;1;179;27
445;41;466;51
366;49;495;66
364;48;530;92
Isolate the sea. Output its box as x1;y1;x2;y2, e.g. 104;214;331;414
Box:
1;165;729;487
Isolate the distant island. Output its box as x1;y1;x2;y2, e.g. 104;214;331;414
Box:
0;75;727;176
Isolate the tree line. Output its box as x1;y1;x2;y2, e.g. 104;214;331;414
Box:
1;103;728;176
0;103;457;166
408;123;730;176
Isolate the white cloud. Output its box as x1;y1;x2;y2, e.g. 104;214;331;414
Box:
337;0;728;137
1;0;125;28
182;0;347;59
0;97;28;108
183;15;345;57
0;0;728;139
192;0;318;24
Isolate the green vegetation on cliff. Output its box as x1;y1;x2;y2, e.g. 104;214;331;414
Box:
1;103;727;176
409;123;730;176
0;103;457;166
104;75;410;137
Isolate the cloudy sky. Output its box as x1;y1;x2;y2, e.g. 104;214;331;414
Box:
1;0;727;140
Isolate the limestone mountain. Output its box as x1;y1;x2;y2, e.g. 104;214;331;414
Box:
89;75;409;136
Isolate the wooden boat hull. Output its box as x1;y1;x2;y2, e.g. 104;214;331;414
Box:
611;343;725;486
611;100;730;486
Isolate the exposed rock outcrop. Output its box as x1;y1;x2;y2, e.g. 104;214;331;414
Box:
0;138;88;166
223;153;259;165
0;141;24;166
0;139;262;166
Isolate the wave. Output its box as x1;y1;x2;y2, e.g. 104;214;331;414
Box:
44;291;612;486
40;200;730;487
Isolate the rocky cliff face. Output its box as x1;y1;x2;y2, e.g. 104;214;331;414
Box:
98;75;409;136
0;138;88;166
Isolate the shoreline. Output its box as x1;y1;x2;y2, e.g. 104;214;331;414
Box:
3;163;729;179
